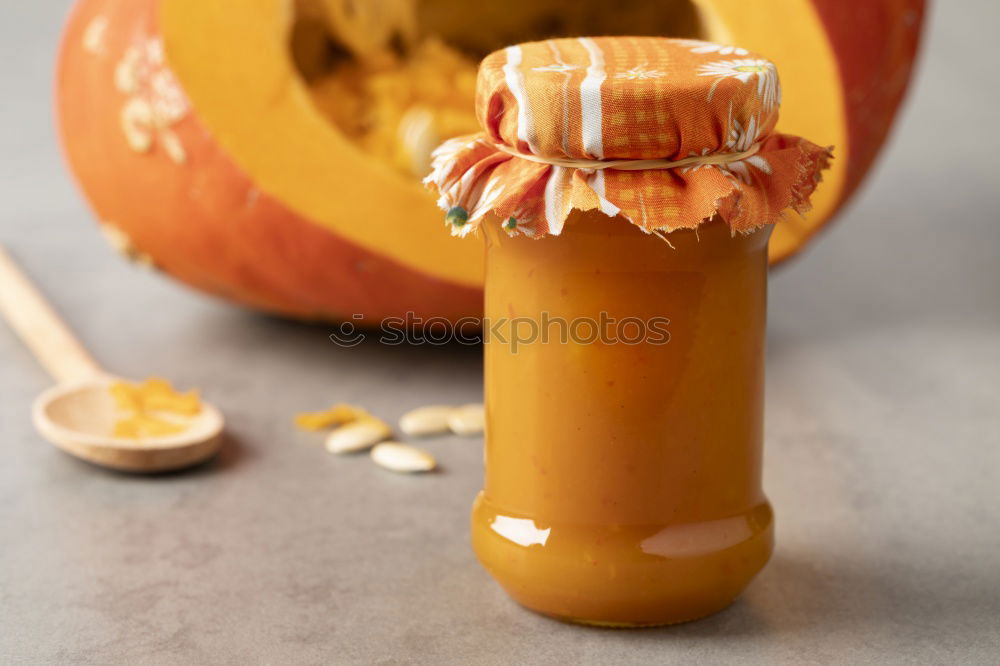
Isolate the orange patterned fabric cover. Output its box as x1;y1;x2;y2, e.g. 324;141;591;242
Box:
425;37;832;237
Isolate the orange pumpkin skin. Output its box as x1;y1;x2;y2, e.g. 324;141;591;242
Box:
56;0;481;324
56;0;924;322
773;0;926;263
812;0;925;208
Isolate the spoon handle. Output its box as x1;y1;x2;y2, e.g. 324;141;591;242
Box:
0;245;104;384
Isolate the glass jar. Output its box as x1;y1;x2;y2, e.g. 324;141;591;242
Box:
424;35;830;627
472;211;773;626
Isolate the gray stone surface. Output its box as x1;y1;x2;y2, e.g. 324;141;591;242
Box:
1;2;998;664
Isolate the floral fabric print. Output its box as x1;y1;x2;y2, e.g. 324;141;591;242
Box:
425;36;831;238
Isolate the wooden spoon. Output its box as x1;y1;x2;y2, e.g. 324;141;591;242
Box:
0;246;223;472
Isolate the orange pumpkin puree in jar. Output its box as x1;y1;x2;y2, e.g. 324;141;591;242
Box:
426;36;831;626
476;214;772;625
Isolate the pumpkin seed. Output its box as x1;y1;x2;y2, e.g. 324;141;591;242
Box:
160;129;187;164
325;417;391;454
82;15;108;54
99;223;155;267
371;442;436;473
120;98;153;153
447;403;484;436
114;46;141;95
399;405;453;436
398;106;438;178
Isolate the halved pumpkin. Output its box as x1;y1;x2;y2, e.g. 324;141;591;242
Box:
56;0;925;322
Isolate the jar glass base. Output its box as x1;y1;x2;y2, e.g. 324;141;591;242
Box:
472;493;774;627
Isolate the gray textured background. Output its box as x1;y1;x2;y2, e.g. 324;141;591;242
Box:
1;1;998;664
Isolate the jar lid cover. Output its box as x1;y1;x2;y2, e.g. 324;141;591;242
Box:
425;37;831;237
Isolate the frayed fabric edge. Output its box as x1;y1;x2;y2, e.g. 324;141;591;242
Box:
425;135;833;240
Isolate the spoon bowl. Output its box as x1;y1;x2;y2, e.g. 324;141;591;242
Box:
32;375;224;472
0;245;226;473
